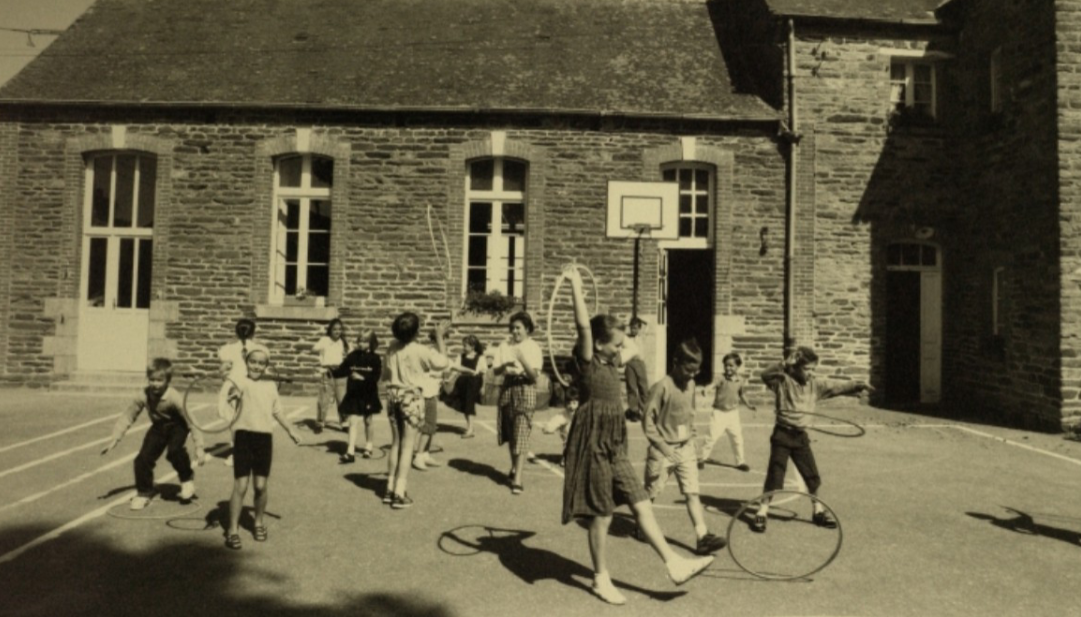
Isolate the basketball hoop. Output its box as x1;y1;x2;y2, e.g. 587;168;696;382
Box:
630;223;652;237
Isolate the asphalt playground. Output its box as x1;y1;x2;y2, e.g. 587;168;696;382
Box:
1;387;1080;617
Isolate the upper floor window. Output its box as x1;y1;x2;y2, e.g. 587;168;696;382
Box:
271;154;333;302
465;158;527;298
662;164;713;248
890;60;936;120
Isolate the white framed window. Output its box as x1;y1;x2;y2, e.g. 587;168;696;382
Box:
465;158;527;298
661;164;713;249
271;154;333;303
990;47;1003;114
890;60;936;119
992;266;1006;336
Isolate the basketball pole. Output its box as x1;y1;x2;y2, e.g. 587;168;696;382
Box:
631;224;648;321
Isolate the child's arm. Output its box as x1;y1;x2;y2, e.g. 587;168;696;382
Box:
642;383;678;463
817;378;874;401
101;398;144;455
565;265;592;363
760;362;787;388
271;395;302;445
173;393;206;464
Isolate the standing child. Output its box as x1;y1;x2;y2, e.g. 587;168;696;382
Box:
453;334;487;439
336;330;383;463
313;318;350;433
641;339;728;556
750;346;872;533
560;265;713;606
217;318;268;466
621;317;649;422
102;358;206;510
225;348;303;549
493;311;543;494
382;313;450;508
697;352;756;471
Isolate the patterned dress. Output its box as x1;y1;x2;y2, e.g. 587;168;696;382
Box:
561;354;650;524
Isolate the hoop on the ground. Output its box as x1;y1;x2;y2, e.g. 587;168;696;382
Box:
777;410;866;438
165;513;221;531
726;489;843;581
183;376;242;434
108;500;203;521
547;263;600;387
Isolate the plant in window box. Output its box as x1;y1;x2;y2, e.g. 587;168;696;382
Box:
888;106;936;131
459;289;520;322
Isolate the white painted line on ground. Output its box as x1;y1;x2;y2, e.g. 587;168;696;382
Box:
937;425;1081;467
0;424;150;480
0;452;137;515
0;414;121;454
474;419;565;479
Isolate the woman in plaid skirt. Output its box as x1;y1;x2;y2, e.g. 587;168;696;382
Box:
558;265;713;605
493;311;543;495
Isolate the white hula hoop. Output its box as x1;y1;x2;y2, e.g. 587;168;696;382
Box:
546;263;599;388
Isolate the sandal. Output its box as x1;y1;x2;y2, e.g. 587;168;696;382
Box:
253;526;268;542
226;534;242;550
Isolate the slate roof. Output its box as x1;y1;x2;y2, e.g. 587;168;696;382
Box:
765;0;944;23
0;0;778;121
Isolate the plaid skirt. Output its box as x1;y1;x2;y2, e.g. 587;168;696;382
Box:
497;377;536;455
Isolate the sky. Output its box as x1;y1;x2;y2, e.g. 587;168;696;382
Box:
0;0;96;87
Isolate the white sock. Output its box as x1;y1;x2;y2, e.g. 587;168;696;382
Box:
694;523;708;537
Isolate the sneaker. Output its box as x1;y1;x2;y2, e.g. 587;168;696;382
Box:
129;495;151;511
412;455;428;471
591;574;627;605
423;455;443;467
695;533;727;555
391;494;414;509
666;555;714;585
750;514;767;533
224;455;234;467
736;463;751;472
339;453;356;464
812;511;838;529
179;481;196;501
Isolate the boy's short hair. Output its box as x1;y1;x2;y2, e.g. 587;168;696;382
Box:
722;351;743;366
392;312;421;343
792;346;819;367
673;338;703;365
147;357;173;379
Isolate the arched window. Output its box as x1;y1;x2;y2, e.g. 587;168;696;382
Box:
272;154;333;302
465;158;527;297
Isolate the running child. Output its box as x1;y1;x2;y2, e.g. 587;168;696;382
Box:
697;351;756;471
383;313;450;508
217;318;268;466
750;346;872;533
493;311;543;494
337;329;383;463
313;318;350;433
641;338;728;556
560;265;713;605
622;317;649;422
225;348;303;549
102;358;205;510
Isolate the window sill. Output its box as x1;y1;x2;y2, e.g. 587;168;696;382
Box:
451;309;517;327
255;304;339;321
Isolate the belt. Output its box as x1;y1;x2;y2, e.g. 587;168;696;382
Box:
775;423;806;434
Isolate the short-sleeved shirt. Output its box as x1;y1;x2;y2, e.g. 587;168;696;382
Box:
314;336;349;368
218;339;269;382
383;340;450;398
643;375;698;445
232;376;284;434
494;338;543;377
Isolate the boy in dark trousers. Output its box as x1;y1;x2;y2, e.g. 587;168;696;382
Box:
751;346;872;532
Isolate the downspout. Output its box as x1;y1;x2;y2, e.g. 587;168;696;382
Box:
783;18;800;354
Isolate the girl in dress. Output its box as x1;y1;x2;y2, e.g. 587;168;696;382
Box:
454;334;487;438
336;330;383;463
559;265;713;605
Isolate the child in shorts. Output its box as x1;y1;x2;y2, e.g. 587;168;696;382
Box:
102;358;205;510
225;348;302;549
642;339;728;556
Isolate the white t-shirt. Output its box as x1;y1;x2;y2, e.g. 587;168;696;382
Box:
218;339;269;382
383;340;450;398
620;336;642;365
313;336;348;368
495;338;544;377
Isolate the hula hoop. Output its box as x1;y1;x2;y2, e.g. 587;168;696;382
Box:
726;489;843;581
108;500;203;521
426;203;452;282
183;375;242;434
546;263;600;387
776;410;867;438
165;514;221;532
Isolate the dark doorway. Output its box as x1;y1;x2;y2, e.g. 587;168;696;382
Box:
886;271;921;404
666;249;714;384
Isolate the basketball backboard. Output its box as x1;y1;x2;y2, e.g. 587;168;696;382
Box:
606;181;680;239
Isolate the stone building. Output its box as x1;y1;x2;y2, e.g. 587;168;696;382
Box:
0;0;1076;430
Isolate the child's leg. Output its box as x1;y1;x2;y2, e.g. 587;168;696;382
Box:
252;475;269;529
316;370;334;426
134;424;169;496
394;423;418;496
363;415;374;450
789;434;825;512
699;410;723;462
386;411;402;492
228;475;250;535
756;429;795;517
587;515;614;576
345;415;359;454
628;501;679;562
726;413;747;466
164;424;195;482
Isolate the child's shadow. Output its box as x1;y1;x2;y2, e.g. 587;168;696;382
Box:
967;507;1081;546
439;525;685;602
699;494;756;519
447;458;507;487
203;501;281;536
343;472;387;499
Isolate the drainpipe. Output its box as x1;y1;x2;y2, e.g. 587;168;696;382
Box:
783;18;800;356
